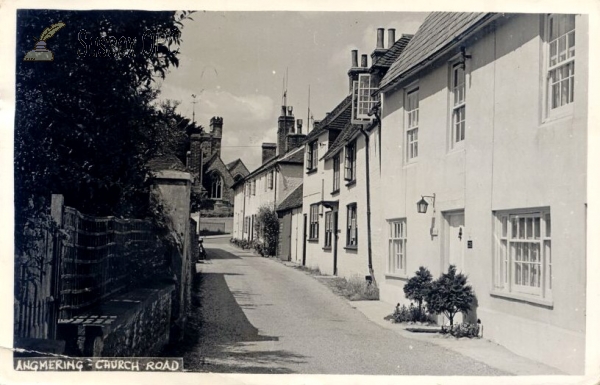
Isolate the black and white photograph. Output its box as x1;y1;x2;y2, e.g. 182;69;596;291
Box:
2;0;599;383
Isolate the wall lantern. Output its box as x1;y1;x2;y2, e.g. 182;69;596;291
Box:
417;194;436;214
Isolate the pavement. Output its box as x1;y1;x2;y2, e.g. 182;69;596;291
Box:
169;237;562;375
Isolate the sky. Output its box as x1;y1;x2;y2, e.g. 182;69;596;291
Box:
156;11;428;171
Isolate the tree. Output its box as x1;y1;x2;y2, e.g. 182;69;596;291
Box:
425;265;475;327
15;10;194;223
254;204;279;256
403;266;433;317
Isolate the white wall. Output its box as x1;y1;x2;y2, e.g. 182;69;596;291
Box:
378;14;587;374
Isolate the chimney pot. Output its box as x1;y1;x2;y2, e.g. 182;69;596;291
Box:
351;50;358;68
361;54;368;67
296;119;303;133
388;28;396;49
376;28;385;49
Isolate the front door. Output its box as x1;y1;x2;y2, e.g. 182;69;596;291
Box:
446;212;465;272
443;211;467;324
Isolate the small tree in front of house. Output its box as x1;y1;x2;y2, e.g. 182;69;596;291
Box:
403;266;433;319
425;265;475;327
254;204;279;256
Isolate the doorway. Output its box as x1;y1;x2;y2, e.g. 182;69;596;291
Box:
442;210;470;324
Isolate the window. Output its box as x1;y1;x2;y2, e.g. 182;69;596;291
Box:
252;180;256;195
243;216;250;234
547;14;576;112
333;154;340;192
493;209;552;301
406;88;419;161
324;211;333;248
208;173;223;199
309;204;319;240
356;74;378;119
267;170;274;190
344;142;356;182
346;203;357;247
306;141;318;171
388;219;407;276
451;63;466;148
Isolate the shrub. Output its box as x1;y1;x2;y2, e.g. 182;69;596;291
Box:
403;266;433;319
390;303;435;324
391;304;411;323
425;265;475;327
254;204;279;256
335;275;379;301
441;323;480;338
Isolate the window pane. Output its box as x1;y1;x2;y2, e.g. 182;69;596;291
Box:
511;217;518;238
534;217;541;239
519;218;526;238
545;214;551;237
502;216;508;238
526;218;533;239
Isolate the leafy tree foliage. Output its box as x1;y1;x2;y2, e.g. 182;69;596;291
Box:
403;266;433;317
425;265;475;326
254;204;279;256
15;9;194;223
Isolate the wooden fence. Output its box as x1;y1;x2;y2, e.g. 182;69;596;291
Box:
14;195;168;338
58;206;165;319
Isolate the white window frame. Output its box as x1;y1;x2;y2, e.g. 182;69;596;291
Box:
324;211;333;248
357;74;377;119
267;170;274;190
493;208;552;304
306;140;318;171
388;219;407;276
346;203;357;247
405;87;419;162
344;141;356;182
309;203;319;240
544;14;576;120
450;61;466;150
333;154;340;192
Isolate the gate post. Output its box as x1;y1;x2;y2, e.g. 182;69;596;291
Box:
49;194;64;339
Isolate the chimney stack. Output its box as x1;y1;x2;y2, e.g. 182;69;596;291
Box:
277;105;295;155
261;143;277;164
376;28;385;49
351;49;358;68
361;54;368;67
388;28;396;48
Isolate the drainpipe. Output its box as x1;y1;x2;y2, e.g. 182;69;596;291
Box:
359;125;376;287
242;181;247;241
360;104;382;287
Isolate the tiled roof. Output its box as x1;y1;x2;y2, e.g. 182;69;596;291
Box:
303;94;352;144
322;123;362;161
226;159;241;170
231;145;304;188
380;12;492;90
279;146;304;164
276;183;303;212
372;34;413;69
147;154;187;172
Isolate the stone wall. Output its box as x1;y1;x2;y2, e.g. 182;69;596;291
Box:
59;284;175;357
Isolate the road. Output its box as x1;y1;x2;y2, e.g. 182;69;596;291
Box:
166;237;506;375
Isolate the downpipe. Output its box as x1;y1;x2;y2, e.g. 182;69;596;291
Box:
359;125;376;288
